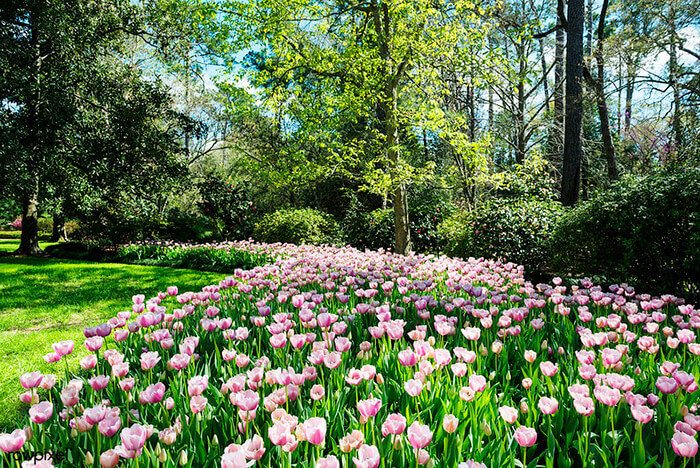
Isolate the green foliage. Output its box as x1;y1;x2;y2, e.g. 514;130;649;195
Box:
550;168;700;301
341;201;395;252
155;207;212;242
488;152;559;201
116;243;270;272
439;198;565;269
341;187;455;252
0;199;20;226
196;175;256;240
254;208;338;245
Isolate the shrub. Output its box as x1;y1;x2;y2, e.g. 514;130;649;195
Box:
340;187;455;253
154;207;212;242
197;175;256;240
550;168;700;301
254;208;338;245
439;198;564;269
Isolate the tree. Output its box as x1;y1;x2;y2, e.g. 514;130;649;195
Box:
0;0;188;252
220;0;490;254
561;0;585;206
582;0;618;180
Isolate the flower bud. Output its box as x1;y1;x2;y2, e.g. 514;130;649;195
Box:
179;450;188;466
159;450;168;463
85;451;94;466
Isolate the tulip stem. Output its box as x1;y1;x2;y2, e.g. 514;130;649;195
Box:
522;447;527;468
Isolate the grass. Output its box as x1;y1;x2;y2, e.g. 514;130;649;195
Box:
0;238;227;430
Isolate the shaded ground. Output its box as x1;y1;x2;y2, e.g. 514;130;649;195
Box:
0;239;226;430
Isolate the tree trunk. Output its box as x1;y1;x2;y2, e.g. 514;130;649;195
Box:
17;172;43;255
50;212;68;242
589;0;618;180
17;17;43;256
561;0;585;206
553;25;565;171
386;85;411;255
624;63;635;131
668;8;682;161
516;44;527;163
538;37;549;107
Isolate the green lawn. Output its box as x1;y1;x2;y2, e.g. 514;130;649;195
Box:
0;239;227;430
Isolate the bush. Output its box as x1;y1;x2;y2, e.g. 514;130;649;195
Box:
439;198;564;269
340;187;455;253
197;175;256;240
341;205;395;251
154;207;212;242
550;168;700;301
254;208;338;245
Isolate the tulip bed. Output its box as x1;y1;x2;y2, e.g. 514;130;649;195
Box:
2;242;699;468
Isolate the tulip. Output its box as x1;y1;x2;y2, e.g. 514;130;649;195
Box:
672;431;699;457
0;428;26;453
513;426;537;447
442;414;459;433
407;422;433;449
100;449;119;468
20;372;43;389
303;417;326;445
352;444;380;468
357;398;382;418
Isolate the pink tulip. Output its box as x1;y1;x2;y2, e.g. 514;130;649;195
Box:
407;421;433;449
98;417;122;437
20;372;43;389
100;450;119;468
60;385;80;407
139;382;165;404
573;397;595;416
80;355;97;370
303;417;327;445
29;401;53;424
539;361;558;377
310;384;325;401
656;376;679;395
84;404;107;425
469;374;487;392
236;390;260;411
357;398;382;418
268;423;294;446
317;455;340;468
442;414;459;433
594;385;621;407
352;444;380;468
538;397;559;415
513;426;537;447
39;374;56;390
404;379;423;397
88;375;110;392
140;351;160;371
672;431;699;457
190;395;208;414
120;424;147;454
221;451;247;468
523;350;537;363
52;340;74;357
187;375;209;397
243;434;266;460
0;428;27;453
85;336;104;352
381;414;407;436
499;406;518;424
